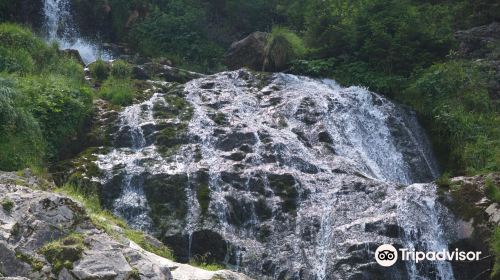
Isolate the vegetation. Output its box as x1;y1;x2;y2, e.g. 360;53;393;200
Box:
38;233;85;274
56;183;174;260
89;59;110;81
0;23;92;171
1;198;14;212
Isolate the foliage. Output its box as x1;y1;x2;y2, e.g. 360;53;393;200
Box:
110;59;132;79
189;254;225;271
89;59;110;81
0;24;92;171
130;3;224;73
402;61;499;175
485;177;500;203
263;27;306;71
1;198;14;212
38;233;85;274
493;226;500;278
99;78;135;105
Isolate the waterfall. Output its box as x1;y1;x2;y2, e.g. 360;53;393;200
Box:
42;0;111;64
92;70;455;279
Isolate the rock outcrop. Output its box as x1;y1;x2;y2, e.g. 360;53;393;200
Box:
225;32;269;71
438;173;500;280
0;170;251;280
455;22;500;100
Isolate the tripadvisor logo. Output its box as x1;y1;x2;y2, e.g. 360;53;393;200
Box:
374;244;482;267
375;244;398;267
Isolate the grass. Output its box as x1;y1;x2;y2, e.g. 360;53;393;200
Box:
485;176;500;203
1;198;14;213
38;232;85;274
99;78;136;106
492;226;500;278
189;259;225;271
56;184;174;260
15;251;44;271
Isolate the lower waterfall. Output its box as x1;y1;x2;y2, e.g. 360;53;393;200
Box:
91;70;458;279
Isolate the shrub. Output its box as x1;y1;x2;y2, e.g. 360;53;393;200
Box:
403;61;498;175
99;78;135;105
89;59;110;81
263;27;307;71
110;60;131;79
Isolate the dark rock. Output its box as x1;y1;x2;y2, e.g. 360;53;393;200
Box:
455;22;500;60
216;131;257;151
267;173;299;213
364;221;401;238
131;65;150;80
318;131;333;143
225;32;269;71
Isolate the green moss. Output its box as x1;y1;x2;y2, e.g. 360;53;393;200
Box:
38;233;85;274
1;198;14;213
210;112;227;125
15;251;44;271
194;171;211;215
130;267;141;280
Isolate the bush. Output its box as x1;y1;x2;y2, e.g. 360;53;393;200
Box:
403;61;499;175
263;27;307;71
0;77;45;170
0;23;91;171
89;59;110;81
110;60;131;79
99;78;135;105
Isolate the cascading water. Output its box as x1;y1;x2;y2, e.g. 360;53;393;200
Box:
42;0;111;64
90;70;459;279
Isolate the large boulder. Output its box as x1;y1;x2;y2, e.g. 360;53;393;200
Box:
225;32;269;71
0;171;251;280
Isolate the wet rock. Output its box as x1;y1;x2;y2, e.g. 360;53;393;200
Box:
216;131;257;151
225;32;269;71
141;63;205;83
318;131;333;144
438;174;500;280
364;221;401;238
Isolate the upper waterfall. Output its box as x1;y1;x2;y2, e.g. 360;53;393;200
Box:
42;0;111;64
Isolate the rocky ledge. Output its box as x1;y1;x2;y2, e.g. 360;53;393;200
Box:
0;170;251;280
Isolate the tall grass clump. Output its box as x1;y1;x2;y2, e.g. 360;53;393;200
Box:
264;26;307;71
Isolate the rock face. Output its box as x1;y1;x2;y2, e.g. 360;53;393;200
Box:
455;22;500;100
67;69;481;279
0;171;251;280
225;32;269;71
455;22;500;60
438;174;500;280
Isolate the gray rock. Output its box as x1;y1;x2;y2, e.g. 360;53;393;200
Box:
225;32;269;71
0;172;246;280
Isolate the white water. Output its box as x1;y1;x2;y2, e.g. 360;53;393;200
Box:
92;70;454;279
43;0;111;64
